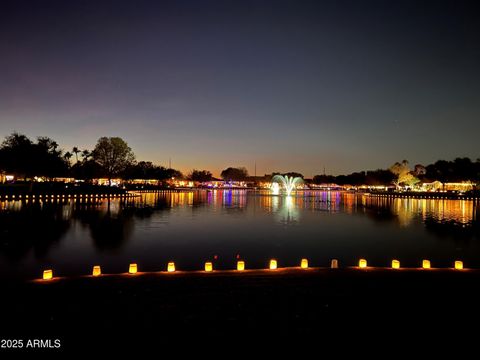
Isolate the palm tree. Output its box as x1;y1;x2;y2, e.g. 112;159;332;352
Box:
64;151;73;166
81;149;91;162
72;147;80;163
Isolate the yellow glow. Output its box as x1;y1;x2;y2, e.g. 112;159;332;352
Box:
168;262;176;272
205;262;213;272
392;260;400;269
269;259;277;270
129;263;137;274
237;261;245;271
455;261;463;270
331;259;339;269
92;266;101;276
422;259;431;269
300;258;308;269
359;259;367;268
43;269;53;280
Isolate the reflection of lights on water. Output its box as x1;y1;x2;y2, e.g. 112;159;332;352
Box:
364;196;475;227
286;196;294;209
274;195;300;224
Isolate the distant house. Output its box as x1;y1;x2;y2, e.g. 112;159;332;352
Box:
0;172;15;183
421;181;474;192
443;182;475;192
421;181;443;192
93;178;123;186
127;179;160;186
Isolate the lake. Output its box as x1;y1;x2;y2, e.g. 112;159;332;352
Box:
1;190;479;280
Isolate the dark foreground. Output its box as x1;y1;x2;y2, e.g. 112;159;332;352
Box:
1;268;479;354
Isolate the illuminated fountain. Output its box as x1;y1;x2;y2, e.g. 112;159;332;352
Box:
271;182;280;195
271;175;303;196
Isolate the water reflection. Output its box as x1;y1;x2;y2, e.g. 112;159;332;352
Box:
0;191;478;278
273;196;300;225
74;203;136;251
0;201;70;260
362;196;477;225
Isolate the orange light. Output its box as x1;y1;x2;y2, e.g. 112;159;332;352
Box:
422;259;431;269
237;261;245;271
167;262;175;272
43;269;53;280
331;259;339;268
92;265;101;276
358;259;367;268
392;260;400;269
205;262;213;272
129;263;137;274
269;259;277;270
455;261;463;270
300;258;308;269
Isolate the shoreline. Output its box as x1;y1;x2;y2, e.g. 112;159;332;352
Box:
1;186;479;200
367;190;479;200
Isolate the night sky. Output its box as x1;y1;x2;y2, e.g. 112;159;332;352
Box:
1;0;479;177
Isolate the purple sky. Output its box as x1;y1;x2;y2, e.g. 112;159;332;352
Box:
1;0;479;177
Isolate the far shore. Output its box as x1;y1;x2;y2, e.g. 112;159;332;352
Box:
1;183;478;201
367;189;479;200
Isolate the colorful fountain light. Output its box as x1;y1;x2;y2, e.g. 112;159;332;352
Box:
271;175;303;196
271;182;280;195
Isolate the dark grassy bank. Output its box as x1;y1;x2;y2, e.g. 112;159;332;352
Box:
1;268;479;354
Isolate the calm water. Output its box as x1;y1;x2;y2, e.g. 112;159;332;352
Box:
1;190;479;279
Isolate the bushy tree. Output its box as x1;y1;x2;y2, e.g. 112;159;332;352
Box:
389;160;419;188
220;167;248;181
188;169;213;182
0;133;69;180
92;137;135;184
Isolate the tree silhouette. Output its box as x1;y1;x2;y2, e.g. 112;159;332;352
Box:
188;169;213;182
92;137;135;184
220;167;248;181
72;147;80;163
64;151;73;167
0;133;68;181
